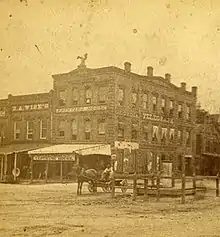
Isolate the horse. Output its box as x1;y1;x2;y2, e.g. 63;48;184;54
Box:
76;167;98;195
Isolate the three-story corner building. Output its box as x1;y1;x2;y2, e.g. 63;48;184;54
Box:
51;60;197;175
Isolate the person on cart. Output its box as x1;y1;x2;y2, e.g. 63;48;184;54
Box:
101;164;113;182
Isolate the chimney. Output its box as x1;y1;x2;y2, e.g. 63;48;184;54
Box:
165;73;171;82
191;86;197;97
124;62;131;73
181;82;186;91
147;66;153;77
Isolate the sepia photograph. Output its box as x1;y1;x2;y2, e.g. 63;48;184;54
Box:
0;0;220;236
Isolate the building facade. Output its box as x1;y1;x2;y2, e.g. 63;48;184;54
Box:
0;59;198;181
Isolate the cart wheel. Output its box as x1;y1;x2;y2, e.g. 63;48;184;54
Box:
88;182;95;193
121;179;128;193
102;187;109;193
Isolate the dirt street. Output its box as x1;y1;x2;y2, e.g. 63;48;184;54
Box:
0;183;220;237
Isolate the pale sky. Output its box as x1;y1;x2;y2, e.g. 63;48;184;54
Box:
1;0;220;113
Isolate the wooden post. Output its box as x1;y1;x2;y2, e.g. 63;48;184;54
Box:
13;153;17;181
4;154;7;176
216;173;219;197
192;156;196;195
171;156;175;187
144;177;149;201
181;155;186;204
156;155;161;202
30;156;33;183
111;175;115;198
133;173;137;201
60;159;63;182
0;156;3;180
45;160;49;183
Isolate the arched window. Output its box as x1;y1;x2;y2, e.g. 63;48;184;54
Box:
85;88;92;104
85;119;91;140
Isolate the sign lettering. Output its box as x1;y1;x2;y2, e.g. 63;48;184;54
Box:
33;154;75;161
56;105;107;113
12;103;49;112
143;113;174;124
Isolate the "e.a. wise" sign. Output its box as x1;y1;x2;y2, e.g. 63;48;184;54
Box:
12;103;49;112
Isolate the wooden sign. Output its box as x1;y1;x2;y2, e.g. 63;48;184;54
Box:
12;103;49;112
56;105;107;113
33;154;75;161
143;113;174;124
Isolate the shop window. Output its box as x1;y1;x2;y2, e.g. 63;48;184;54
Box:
72;88;78;105
98;87;106;104
71;119;77;140
40;119;47;139
118;88;125;106
59;90;66;106
152;125;158;142
85;88;92;104
26;121;33;140
152;96;157;112
131;91;137;107
161;127;167;143
131;124;138;140
161;98;166;114
14;121;20;140
85;119;91;140
58;121;65;137
178;104;183;118
169;100;174;116
98;120;105;135
143;93;148;110
118;122;124;138
169;128;175;142
143;126;148;141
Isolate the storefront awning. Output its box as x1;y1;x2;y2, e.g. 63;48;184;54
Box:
202;152;220;158
0;143;51;155
28;144;111;156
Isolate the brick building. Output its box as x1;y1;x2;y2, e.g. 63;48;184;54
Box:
0;92;52;181
196;109;220;175
0;58;198;181
50;60;197;176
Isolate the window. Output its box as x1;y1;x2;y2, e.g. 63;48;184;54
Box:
178;104;183;118
132;91;137;106
59;90;66;106
26;121;33;140
118;122;124;138
131;124;138;140
58;121;65;137
72;88;78;105
169;128;175;141
177;130;182;143
40;119;47;139
98;120;105;135
143;126;148;141
161;128;167;142
152;125;158;141
169;100;174;116
118;88;125;106
153;96;157;112
85;119;91;140
71;119;77;140
143;93;148;110
186;131;191;146
13;122;20;140
161;98;166;113
85;88;92;104
186;105;191;120
98;87;106;104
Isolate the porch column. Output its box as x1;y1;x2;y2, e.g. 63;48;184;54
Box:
0;156;3;180
13;153;17;181
60;159;63;182
30;156;33;183
45;160;49;183
4;154;7;176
